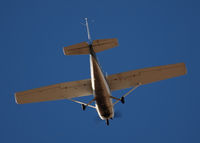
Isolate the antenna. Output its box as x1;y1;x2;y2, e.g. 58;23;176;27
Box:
85;18;92;43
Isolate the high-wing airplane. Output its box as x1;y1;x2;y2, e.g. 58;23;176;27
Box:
15;18;187;125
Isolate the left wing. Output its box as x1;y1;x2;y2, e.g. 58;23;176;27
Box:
15;79;92;104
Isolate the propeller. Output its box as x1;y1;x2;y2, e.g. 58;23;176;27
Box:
94;110;123;124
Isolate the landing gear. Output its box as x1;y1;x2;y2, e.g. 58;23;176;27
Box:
105;119;109;126
81;104;86;111
68;99;96;109
110;96;125;104
113;83;141;105
120;96;125;104
80;98;96;111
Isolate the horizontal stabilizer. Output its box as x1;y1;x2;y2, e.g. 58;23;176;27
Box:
63;38;118;55
107;63;187;91
63;42;89;55
92;38;118;53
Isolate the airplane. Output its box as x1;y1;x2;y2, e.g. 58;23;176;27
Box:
15;18;187;126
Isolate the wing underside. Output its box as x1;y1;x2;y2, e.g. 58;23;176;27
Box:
15;63;186;104
107;63;187;91
15;79;92;104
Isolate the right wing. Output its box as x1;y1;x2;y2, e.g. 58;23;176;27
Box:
15;79;92;104
107;63;187;91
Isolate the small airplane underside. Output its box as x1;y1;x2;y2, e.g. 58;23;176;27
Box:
15;18;187;126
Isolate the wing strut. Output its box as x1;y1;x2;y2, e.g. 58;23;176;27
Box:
68;98;96;109
81;98;96;111
113;83;141;105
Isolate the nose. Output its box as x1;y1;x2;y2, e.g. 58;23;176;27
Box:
102;113;111;118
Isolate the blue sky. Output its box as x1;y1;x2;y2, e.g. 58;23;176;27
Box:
0;0;200;143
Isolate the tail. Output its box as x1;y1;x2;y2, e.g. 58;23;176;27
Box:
63;18;118;56
63;38;118;55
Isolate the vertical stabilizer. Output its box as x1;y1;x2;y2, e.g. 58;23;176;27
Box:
85;18;92;44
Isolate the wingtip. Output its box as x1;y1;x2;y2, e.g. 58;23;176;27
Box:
63;47;68;55
14;93;19;104
181;63;187;75
176;63;187;75
14;93;22;104
184;63;187;75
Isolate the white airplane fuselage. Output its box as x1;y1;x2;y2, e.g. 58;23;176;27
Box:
89;45;114;120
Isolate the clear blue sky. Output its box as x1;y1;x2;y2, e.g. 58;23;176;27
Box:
0;0;199;143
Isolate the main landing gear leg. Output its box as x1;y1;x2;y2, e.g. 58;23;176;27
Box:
81;98;96;111
113;83;142;105
106;119;109;126
67;99;96;109
110;96;125;104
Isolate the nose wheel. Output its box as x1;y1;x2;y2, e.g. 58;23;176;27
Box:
105;119;109;126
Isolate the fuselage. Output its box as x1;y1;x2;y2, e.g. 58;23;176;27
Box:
89;45;114;120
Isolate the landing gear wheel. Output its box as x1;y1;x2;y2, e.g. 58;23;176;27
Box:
106;119;109;126
120;97;125;104
81;104;86;111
